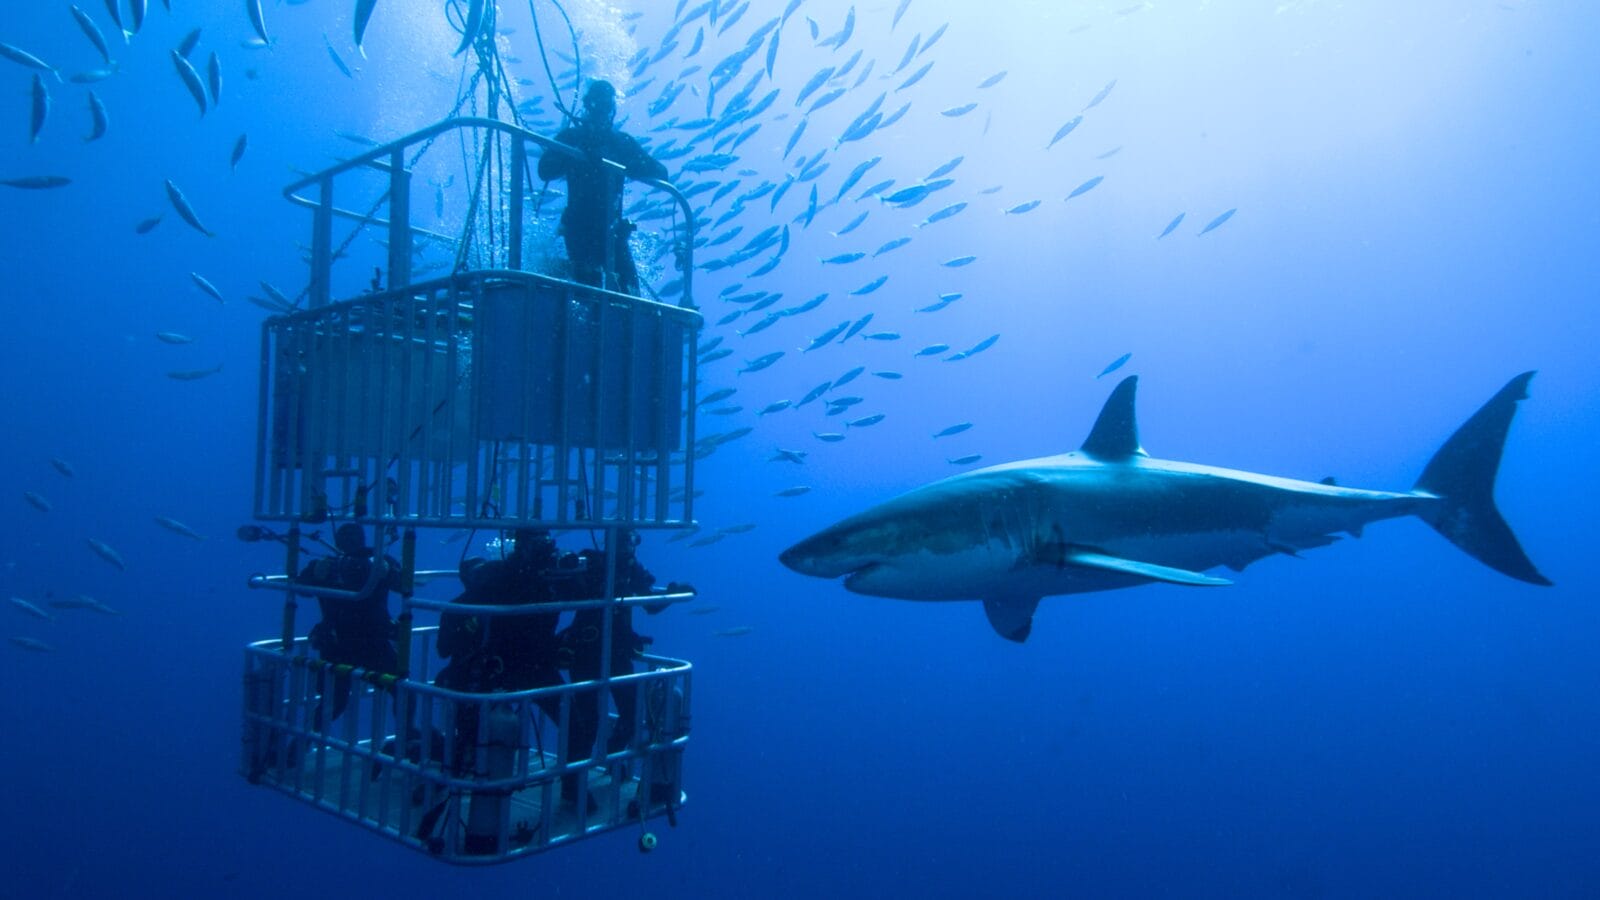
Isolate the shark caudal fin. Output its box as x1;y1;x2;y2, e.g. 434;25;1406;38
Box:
1413;371;1551;586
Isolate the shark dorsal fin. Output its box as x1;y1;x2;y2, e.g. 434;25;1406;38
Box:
1081;375;1146;460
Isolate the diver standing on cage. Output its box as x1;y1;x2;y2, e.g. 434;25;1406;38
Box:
537;79;668;296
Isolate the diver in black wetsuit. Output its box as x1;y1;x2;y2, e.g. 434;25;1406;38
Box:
555;531;672;756
436;529;564;703
537;79;669;295
300;523;401;725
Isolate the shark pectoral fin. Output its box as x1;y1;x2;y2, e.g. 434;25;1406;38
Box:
1064;551;1232;587
983;595;1040;643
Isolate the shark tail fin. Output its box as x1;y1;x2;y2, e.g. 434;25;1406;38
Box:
1413;371;1550;586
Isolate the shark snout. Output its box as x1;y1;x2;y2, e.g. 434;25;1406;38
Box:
779;529;870;579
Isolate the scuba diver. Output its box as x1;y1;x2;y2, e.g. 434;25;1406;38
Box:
554;530;672;756
298;523;402;725
537;79;669;295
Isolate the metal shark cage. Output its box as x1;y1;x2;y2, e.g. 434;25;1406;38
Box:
240;116;704;863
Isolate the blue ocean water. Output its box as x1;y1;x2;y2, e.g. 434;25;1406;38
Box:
1;1;1596;896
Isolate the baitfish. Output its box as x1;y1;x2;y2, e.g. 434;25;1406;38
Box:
69;7;112;65
190;272;225;303
1098;353;1133;378
156;332;194;344
30;74;49;143
170;50;208;115
1046;115;1081;149
85;91;107;141
919;202;966;228
1067;175;1104;200
4;175;73;190
1157;212;1185;239
9;636;56;653
739;352;784;374
166;364;223;381
0;41;59;81
165;180;215;236
1198;208;1237;236
849;275;888;296
154;515;205;540
934;422;973;438
354;0;380;56
948;334;1000;360
23;491;51;512
9;597;53;621
87;538;126;571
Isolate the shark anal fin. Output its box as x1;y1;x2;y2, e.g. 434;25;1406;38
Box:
1065;550;1231;587
983;595;1040;643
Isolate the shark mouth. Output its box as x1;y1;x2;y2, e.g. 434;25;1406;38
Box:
841;562;885;592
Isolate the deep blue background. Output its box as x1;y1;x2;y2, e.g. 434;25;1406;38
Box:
2;1;1596;897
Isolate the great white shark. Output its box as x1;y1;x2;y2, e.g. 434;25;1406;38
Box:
779;373;1551;642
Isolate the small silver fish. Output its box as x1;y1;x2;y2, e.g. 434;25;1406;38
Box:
9;636;56;653
166;364;223;381
1;175;70;190
776;486;812;497
156;331;194;344
934;422;973;438
246;0;270;44
207;52;222;104
23;491;51;512
170;50;208;116
354;0;380;56
9;597;54;621
165;180;215;237
49;595;119;615
1198;207;1237;236
50;458;75;477
0;41;59;81
70;6;112;65
29;74;49;143
190;272;224;303
87;538;126;571
948;454;983;465
1067;175;1104;200
154;515;205;540
84;90;107;141
1098;352;1133;378
324;34;354;78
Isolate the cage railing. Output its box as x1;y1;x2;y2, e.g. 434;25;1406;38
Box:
253;270;700;531
281;116;697;311
242;626;691;864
